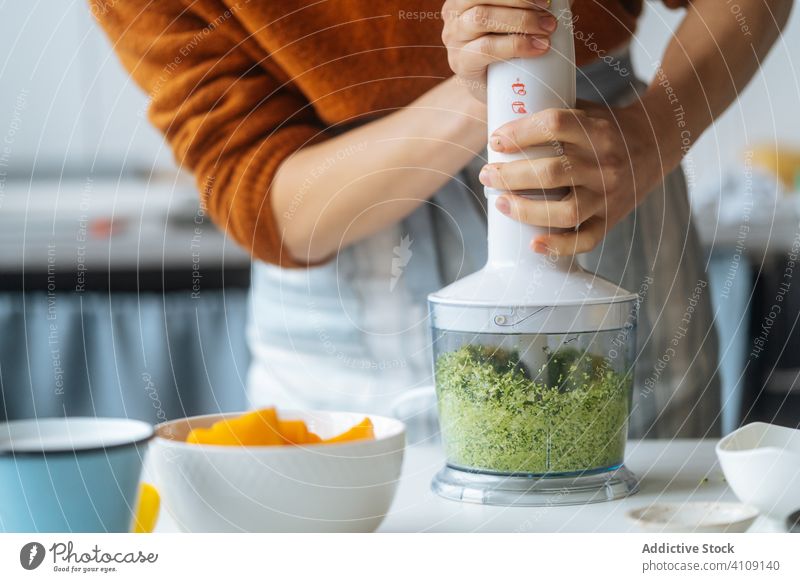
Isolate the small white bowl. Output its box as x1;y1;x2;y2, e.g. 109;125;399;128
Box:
628;502;759;533
716;422;800;522
149;410;405;532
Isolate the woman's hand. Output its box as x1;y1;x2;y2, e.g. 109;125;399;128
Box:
442;0;559;100
478;100;669;255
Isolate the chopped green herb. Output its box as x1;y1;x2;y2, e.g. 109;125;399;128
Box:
435;344;632;475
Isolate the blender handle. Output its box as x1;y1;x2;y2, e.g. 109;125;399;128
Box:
485;0;576;170
484;0;576;263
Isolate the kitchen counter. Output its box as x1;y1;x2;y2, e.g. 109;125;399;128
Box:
153;438;752;533
380;439;731;532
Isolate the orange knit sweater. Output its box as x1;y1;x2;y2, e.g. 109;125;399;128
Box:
93;0;688;267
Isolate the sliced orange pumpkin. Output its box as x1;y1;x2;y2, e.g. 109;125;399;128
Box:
324;417;375;444
185;427;210;444
278;419;322;445
305;432;323;444
186;408;283;446
228;408;284;446
184;409;374;446
186;423;237;445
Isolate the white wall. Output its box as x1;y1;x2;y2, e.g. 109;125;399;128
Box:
632;1;800;193
0;1;797;189
0;0;172;175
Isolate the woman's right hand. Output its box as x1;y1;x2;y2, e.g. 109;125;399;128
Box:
442;0;559;101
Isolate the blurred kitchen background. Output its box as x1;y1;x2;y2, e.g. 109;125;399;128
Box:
0;2;798;433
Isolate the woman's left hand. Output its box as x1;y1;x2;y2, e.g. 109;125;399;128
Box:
478;100;672;256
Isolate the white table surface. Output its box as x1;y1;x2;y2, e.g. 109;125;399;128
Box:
379;439;735;532
153;438;761;533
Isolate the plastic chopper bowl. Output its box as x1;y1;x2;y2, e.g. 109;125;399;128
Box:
149;410;405;532
432;329;634;476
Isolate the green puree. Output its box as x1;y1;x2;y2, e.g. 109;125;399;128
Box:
435;344;631;475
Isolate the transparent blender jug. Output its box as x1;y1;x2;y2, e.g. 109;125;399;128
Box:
428;297;639;506
432;327;634;477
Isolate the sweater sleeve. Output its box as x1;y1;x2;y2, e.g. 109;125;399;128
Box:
91;0;325;267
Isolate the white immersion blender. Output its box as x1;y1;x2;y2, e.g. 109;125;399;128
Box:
428;0;640;506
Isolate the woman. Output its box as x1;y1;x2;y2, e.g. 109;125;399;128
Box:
95;0;791;437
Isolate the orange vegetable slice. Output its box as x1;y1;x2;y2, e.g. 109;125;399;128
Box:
227;408;284;446
185;408;283;446
324;417;375;444
186;426;234;445
186;423;240;446
278;419;322;445
185;428;204;444
305;431;322;444
184;409;374;446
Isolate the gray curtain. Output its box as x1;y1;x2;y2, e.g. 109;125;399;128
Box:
0;290;249;423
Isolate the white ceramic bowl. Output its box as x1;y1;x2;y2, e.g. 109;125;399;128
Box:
627;502;759;533
149;410;405;532
716;422;800;522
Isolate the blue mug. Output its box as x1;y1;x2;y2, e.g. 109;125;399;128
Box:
0;417;153;532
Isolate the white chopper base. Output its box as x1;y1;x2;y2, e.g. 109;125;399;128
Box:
432;464;639;506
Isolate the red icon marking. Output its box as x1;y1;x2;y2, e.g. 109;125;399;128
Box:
512;79;526;95
511;101;527;114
